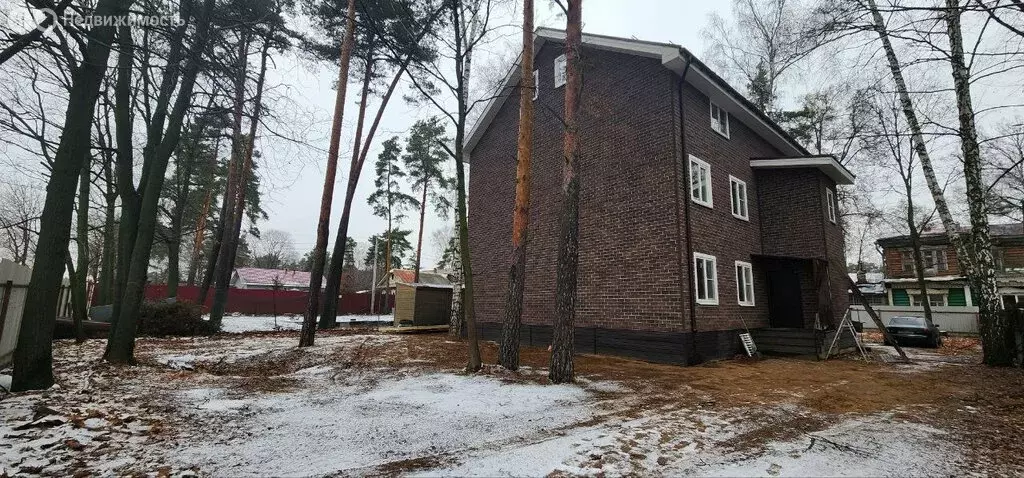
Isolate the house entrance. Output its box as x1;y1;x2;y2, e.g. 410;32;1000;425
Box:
767;268;804;328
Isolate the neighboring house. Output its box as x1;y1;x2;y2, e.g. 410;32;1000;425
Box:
466;29;852;364
231;267;314;291
876;223;1024;309
848;272;886;307
375;269;454;290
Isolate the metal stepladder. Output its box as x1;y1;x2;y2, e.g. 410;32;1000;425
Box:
824;308;868;360
738;315;759;358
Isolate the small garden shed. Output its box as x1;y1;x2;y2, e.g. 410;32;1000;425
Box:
393;283;453;326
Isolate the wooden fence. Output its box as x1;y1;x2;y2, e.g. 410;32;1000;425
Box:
138;284;376;316
0;260;75;367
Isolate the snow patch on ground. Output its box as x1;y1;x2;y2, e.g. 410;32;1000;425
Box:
216;313;393;333
172;373;593;477
0;373;11;391
695;415;959;476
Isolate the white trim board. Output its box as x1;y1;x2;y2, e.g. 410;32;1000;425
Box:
749;156;856;185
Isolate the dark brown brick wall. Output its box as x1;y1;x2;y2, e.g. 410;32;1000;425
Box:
467;40;851;352
468;43;686;334
679;84;780;332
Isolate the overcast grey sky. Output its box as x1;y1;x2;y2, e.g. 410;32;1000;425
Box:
254;1;732;268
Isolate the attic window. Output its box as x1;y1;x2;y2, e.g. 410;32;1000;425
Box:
710;101;730;138
554;54;566;88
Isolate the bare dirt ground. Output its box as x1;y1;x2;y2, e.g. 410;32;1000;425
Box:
2;329;1022;477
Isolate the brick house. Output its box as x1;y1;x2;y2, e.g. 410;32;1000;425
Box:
876;223;1024;309
465;29;853;363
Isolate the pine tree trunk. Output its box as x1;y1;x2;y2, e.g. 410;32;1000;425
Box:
74;153;91;334
499;0;534;371
105;0;216;364
549;0;582;384
11;0;128;391
166;220;181;297
943;0;1012;365
414;178;429;283
197;188;229;304
321;45;373;329
208;33;251;329
106;23;138;359
301;0;357;347
97;161;117;305
214;35;271;327
66;255;86;343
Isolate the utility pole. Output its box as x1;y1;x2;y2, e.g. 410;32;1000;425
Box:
369;235;378;315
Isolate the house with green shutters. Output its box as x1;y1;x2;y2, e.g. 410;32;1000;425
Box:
851;224;1024;333
877;224;1024;310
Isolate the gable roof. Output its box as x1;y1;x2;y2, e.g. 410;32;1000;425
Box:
377;269;455;288
234;267;313;288
465;28;811;161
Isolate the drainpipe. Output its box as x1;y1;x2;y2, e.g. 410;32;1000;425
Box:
674;58;699;364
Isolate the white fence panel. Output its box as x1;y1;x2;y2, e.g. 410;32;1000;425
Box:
0;259;33;367
849;305;980;334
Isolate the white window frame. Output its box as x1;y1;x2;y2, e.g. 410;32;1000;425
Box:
694;253;719;305
554;54;566;88
910;292;947;307
826;189;837;223
531;70;538;101
689;155;713;209
729;175;749;221
710;101;730;138
735;261;755;307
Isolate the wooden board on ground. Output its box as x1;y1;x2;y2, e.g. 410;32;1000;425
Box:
380;325;450;334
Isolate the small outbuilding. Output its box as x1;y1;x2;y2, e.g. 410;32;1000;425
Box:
393;282;453;326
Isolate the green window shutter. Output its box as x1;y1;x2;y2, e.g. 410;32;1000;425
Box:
892;289;910;306
947;288;966;306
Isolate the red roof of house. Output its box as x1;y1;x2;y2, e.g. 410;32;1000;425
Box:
392;269;416;284
234;267;312;288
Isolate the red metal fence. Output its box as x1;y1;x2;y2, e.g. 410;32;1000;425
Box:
134;285;381;315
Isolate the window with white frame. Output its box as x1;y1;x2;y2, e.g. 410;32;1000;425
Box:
531;70;538;101
689;155;712;208
826;188;837;223
735;261;754;306
554;54;566;88
694;253;718;305
710;101;729;138
729;176;748;220
910;293;947;307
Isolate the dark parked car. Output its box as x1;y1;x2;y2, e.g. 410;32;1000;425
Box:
884;316;943;348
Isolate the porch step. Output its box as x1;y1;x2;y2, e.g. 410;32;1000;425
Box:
752;328;819;355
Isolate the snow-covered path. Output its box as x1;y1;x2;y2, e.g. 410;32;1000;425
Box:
217;313;393;333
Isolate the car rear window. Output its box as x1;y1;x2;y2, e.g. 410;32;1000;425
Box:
890;316;925;327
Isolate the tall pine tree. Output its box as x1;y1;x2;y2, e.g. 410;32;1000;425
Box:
403;117;452;283
367;137;420;282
